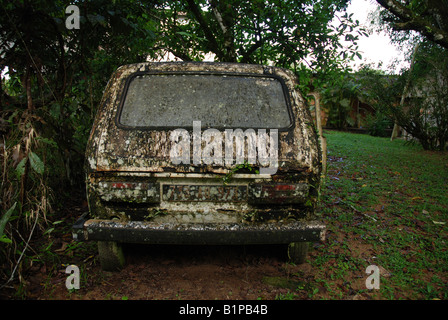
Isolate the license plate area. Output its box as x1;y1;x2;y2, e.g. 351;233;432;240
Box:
162;185;247;202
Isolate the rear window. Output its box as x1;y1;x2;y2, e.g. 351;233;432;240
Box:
118;73;292;129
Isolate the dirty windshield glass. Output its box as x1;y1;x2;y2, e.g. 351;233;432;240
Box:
119;74;291;129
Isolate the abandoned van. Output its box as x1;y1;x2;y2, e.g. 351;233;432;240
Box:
73;62;325;271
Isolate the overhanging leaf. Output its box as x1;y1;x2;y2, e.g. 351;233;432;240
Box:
0;202;17;238
340;98;351;108
0;235;12;244
28;152;44;175
15;157;27;178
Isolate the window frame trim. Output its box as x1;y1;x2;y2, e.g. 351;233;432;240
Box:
115;70;295;132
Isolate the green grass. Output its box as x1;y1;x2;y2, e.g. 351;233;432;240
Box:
308;131;448;300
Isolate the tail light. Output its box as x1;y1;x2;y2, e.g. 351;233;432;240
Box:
94;181;160;203
248;183;309;204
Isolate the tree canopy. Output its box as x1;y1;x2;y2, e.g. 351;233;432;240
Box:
154;0;364;69
375;0;448;50
0;0;369;111
0;0;158;110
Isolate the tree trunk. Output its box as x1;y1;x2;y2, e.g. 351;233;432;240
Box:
24;67;34;111
309;92;327;176
391;43;419;141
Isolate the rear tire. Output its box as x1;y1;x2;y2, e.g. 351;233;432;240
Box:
97;241;125;271
287;242;309;264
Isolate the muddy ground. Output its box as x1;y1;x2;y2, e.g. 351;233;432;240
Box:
29;243;317;300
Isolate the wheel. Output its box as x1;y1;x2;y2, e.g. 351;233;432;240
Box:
287;242;309;264
97;241;125;271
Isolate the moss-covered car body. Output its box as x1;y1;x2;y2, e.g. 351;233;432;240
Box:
73;62;325;270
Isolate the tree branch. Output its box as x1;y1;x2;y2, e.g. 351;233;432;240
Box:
376;0;448;49
239;39;264;63
210;0;236;61
185;0;225;60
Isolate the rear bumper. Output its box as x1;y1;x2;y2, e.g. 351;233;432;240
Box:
72;212;325;245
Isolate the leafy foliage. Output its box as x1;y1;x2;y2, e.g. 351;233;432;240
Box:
375;0;448;50
357;43;448;150
321;73;362;130
0;0;159;288
365;112;393;137
154;1;367;73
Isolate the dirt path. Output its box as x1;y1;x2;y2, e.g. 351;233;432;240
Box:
22;242;317;300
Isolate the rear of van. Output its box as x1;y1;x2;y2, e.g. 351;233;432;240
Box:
73;62;325;271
